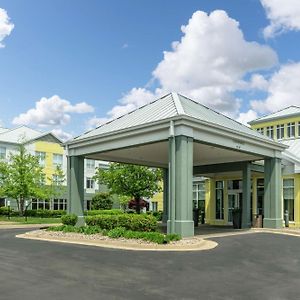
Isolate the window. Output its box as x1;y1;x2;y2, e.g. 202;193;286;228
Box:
152;201;158;212
0;147;6;159
227;180;242;190
298;122;300;137
36;151;46;166
287;122;295;138
256;179;264;215
215;181;224;220
283;179;294;221
266;126;274;139
86;159;95;169
256;128;264;134
31;199;50;210
276;124;284;139
193;181;205;210
53;199;67;210
86;177;94;189
53;154;63;167
52;174;63;185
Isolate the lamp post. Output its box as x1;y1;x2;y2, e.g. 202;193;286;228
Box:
7;200;11;220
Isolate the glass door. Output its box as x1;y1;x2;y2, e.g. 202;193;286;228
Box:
228;192;240;223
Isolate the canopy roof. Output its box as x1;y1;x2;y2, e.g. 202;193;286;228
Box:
73;93;274;142
67;93;287;168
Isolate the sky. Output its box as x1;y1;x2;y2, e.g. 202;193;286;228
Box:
1;0;300;140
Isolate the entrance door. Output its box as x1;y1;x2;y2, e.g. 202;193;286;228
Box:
228;192;241;223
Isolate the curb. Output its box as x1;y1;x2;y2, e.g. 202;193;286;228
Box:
16;232;218;252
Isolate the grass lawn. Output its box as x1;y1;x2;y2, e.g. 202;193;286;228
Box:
0;216;61;224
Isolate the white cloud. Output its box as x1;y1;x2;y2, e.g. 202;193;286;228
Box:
51;128;73;142
12;95;94;127
237;109;258;125
86;116;109;129
261;0;300;38
101;10;277;121
0;8;14;48
249;74;269;91
251;63;300;113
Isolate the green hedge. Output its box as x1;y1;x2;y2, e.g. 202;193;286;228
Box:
25;209;66;218
61;214;78;226
85;214;157;232
0;207;65;217
107;227;180;244
47;225;181;244
84;209;124;216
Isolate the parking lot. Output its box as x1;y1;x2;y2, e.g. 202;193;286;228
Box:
1;228;300;300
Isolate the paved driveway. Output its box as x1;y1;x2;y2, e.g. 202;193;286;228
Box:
0;228;300;300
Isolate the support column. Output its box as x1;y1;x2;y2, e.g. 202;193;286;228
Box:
162;168;169;224
167;135;194;237
242;163;251;228
263;157;282;228
68;156;85;226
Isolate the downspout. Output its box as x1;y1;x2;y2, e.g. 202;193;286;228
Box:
169;120;176;234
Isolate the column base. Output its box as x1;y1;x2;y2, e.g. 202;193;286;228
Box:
263;218;283;229
75;215;85;227
167;220;194;237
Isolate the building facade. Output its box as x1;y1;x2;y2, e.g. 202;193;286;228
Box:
203;106;300;227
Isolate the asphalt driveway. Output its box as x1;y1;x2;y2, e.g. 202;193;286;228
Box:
0;228;299;300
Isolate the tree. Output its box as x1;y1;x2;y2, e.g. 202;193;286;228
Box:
0;144;48;215
91;192;113;210
94;163;162;213
47;165;66;200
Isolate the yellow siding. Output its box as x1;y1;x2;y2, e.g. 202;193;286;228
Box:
34;141;64;184
251;116;300;140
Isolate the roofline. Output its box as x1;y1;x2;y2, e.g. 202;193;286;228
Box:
65;114;288;152
248;107;300;125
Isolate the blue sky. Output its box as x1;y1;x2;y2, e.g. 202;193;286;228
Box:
0;0;300;140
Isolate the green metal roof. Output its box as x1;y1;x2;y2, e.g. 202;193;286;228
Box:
248;106;300;125
72;92;276;143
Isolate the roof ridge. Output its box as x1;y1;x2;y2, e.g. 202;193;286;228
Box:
171;92;185;115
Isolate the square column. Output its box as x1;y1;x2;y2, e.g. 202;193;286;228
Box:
263;157;283;228
242;163;251;228
167;135;194;237
162;168;169;224
67;156;85;226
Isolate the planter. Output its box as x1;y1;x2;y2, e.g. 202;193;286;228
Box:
232;209;242;229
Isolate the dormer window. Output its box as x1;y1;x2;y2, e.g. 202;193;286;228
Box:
287;122;295;138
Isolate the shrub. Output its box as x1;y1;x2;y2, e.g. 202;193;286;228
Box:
91;192;114;210
47;225;104;235
107;227;181;244
61;214;78;226
0;207;12;216
84;209;123;216
85;214;157;232
147;211;163;221
25;209;66;218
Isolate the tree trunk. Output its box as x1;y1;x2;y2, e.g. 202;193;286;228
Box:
19;198;24;216
135;197;141;214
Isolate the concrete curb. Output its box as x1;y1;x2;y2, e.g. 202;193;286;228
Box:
0;223;61;229
16;231;218;252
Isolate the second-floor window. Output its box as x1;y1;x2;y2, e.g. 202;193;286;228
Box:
36;151;46;166
53;154;63;167
266;126;274;139
276;124;284;139
0;147;6;159
256;128;264;134
86;177;94;189
86;159;95;169
287;122;295;138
